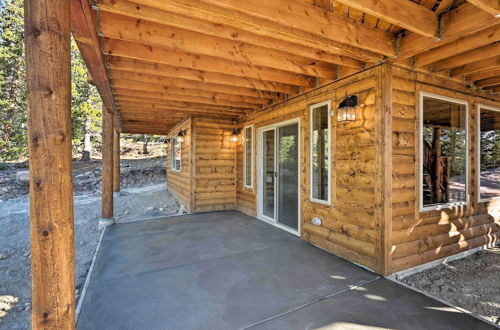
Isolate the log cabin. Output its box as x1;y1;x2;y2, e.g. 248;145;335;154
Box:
25;0;499;327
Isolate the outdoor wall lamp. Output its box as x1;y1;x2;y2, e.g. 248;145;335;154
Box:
231;128;241;142
177;130;186;143
336;94;358;123
164;138;170;144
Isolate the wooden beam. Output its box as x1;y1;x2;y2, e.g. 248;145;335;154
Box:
104;0;391;60
103;39;314;87
398;3;498;58
467;0;500;17
450;55;500;76
334;0;438;37
26;0;76;327
110;79;272;105
113;130;120;192
99;11;349;77
96;0;365;68
475;76;500;88
413;25;500;68
119;107;241;120
431;42;500;71
466;66;500;81
107;57;299;95
110;70;279;99
102;108;114;219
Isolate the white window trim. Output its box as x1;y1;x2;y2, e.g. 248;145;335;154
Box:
243;124;254;189
309;100;332;205
171;137;181;172
419;92;469;212
477;103;500;203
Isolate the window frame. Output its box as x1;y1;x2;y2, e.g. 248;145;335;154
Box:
309;100;332;205
243;124;254;189
419;92;469;212
477;103;500;203
171;137;182;172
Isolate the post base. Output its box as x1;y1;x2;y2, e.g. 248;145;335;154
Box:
98;218;115;230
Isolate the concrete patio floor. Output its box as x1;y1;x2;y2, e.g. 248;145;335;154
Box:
77;211;495;329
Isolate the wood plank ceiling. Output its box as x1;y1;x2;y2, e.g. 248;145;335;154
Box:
72;0;500;135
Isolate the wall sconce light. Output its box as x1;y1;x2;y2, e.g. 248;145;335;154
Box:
164;138;170;144
231;128;241;142
177;130;186;143
336;94;358;123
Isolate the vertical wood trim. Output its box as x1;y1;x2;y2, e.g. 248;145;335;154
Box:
102;108;114;218
190;118;196;211
25;0;75;327
113;130;120;192
375;63;393;275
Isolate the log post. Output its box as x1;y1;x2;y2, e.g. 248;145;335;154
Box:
101;107;114;224
113;130;120;192
24;0;75;328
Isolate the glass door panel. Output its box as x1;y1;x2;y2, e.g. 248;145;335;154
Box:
262;129;275;219
277;123;299;230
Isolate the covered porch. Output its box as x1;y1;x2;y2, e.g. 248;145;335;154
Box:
76;211;490;329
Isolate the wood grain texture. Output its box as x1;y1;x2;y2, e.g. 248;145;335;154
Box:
102;108;114;218
25;0;75;327
113;130;120;192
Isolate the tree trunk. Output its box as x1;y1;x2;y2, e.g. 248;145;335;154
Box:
81;117;91;161
143;134;149;154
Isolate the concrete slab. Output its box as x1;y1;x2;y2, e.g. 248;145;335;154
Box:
249;278;495;330
77;211;494;330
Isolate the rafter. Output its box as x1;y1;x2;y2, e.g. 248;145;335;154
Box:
117;0;394;58
467;0;500;17
106;58;299;95
450;55;500;76
430;42;500;71
103;39;315;87
475;76;500;88
466;67;500;82
334;0;438;37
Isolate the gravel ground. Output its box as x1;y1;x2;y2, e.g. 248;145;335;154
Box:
401;247;500;325
0;157;180;329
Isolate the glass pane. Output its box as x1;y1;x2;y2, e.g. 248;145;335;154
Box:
244;127;252;186
263;130;275;218
422;96;467;207
172;138;181;171
479;108;500;200
278;123;299;230
311;105;329;201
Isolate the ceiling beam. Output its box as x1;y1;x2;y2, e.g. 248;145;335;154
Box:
116;0;393;58
96;1;365;69
467;0;500;17
430;42;500;71
450;55;500;76
398;3;498;58
106;58;299;95
334;0;438;37
475;76;500;88
413;25;500;68
103;39;315;87
466;67;500;82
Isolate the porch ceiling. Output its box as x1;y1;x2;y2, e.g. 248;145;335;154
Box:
72;0;500;135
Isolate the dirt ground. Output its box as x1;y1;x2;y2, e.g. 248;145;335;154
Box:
401;247;500;325
0;143;181;329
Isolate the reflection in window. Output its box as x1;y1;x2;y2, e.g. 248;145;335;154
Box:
244;126;253;187
311;102;330;202
171;137;181;171
479;107;500;200
421;95;467;208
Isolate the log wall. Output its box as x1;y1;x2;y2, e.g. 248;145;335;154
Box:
166;118;192;210
236;67;385;272
390;66;500;273
191;118;236;213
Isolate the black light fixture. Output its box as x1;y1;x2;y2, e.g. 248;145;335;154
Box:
164;138;170;144
231;128;241;142
337;94;358;123
177;130;186;143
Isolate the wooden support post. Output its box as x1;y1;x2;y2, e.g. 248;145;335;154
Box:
24;0;75;328
113;130;120;192
101;107;114;221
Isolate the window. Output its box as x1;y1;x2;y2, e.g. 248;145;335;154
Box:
171;137;181;171
310;101;331;204
478;105;500;201
244;125;253;188
420;93;468;210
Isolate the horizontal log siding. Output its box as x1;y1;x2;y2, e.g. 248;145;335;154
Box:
192;118;236;213
166;118;192;210
390;66;500;273
237;68;380;271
